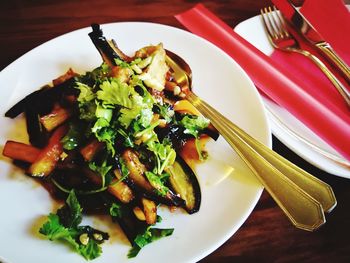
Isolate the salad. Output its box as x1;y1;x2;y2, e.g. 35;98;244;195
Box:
2;24;218;260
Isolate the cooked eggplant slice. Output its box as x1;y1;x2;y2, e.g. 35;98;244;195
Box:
122;149;185;207
203;124;219;141
40;104;71;132
155;124;190;150
5;89;45;119
25;107;49;147
5;78;76;119
81;167;135;204
166;156;201;214
28;125;68;177
110;202;149;245
141;197;157;225
88;24;123;67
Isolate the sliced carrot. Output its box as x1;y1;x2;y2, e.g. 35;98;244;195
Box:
2;141;41;163
28;125;68;177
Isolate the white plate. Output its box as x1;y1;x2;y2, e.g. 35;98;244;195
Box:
235;14;350;178
0;22;271;263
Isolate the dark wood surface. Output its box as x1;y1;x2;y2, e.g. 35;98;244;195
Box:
1;1;350;262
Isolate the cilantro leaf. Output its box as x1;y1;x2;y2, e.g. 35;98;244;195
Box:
61;122;84;150
97;79;132;108
56;190;82;228
109;203;123;218
95;103;113;122
79;238;102;260
78;101;97;121
75;82;97;121
76;82;96;104
89;160;113;188
147;139;176;174
139;108;154;128
153;103;175;123
118;106;141;129
118;91;151;129
128;228;174;258
92;122;117;156
179;115;209;138
39;190;108;261
145;171;169;196
39;213;79;246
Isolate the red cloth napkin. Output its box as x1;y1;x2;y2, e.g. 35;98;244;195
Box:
175;3;350;161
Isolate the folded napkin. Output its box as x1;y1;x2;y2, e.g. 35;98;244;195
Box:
175;3;350;161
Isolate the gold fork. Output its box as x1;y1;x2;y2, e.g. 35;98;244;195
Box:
260;6;350;108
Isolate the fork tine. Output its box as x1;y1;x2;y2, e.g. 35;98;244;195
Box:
273;6;289;38
260;7;277;42
268;6;285;39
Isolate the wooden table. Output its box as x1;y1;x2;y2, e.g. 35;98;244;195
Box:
1;1;350;262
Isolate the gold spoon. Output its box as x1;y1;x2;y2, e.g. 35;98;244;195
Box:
166;50;337;231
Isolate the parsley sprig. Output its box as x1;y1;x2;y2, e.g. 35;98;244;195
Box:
39;190;109;260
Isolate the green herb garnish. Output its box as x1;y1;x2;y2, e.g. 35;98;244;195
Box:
39;190;109;260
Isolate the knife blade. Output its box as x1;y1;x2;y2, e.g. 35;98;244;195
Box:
273;0;350;83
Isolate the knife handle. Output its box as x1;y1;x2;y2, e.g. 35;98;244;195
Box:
316;42;350;84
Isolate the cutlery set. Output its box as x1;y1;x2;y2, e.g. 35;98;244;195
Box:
256;0;349;227
176;2;350;231
260;5;350;108
167;51;336;231
260;4;350;168
276;0;350;83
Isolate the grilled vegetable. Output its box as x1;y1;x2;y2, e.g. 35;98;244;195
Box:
82;167;134;204
88;24;125;67
25;107;49;147
109;202;148;245
28;125;68;177
6;75;77;147
3;141;41;163
141;197;157;225
109;169;135;203
80;139;104;161
122;149;185;207
167;156;201;214
2;24;216;259
40;104;71;132
5;76;77;119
